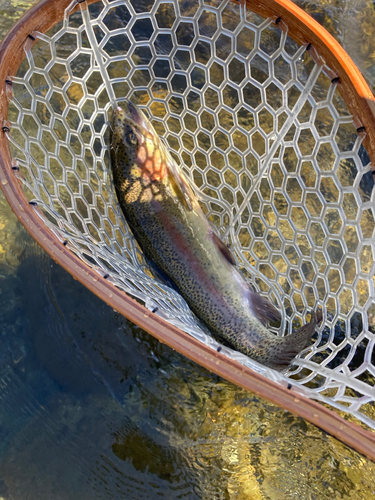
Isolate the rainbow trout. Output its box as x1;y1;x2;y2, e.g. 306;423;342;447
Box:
110;101;319;370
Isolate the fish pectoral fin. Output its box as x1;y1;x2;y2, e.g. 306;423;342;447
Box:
166;153;195;211
158;136;196;211
247;290;282;325
210;232;236;266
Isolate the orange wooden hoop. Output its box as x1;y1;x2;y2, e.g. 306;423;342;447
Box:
1;0;375;460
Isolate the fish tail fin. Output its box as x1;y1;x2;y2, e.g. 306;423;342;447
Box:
268;309;322;370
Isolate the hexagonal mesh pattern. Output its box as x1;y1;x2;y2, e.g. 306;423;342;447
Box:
5;0;375;427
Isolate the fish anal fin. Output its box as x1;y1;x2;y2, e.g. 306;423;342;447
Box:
247;290;281;325
273;309;319;369
211;232;236;266
145;257;179;292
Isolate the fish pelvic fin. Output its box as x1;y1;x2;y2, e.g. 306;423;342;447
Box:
247;290;282;325
210;232;236;266
268;309;322;370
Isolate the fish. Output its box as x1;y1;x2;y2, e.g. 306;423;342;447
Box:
109;100;320;370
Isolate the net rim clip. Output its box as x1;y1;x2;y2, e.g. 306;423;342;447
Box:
5;77;13;99
11;159;19;171
305;43;326;67
353;116;366;136
25;31;38;51
2;120;11;134
273;16;288;32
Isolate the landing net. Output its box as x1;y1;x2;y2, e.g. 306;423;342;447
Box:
3;0;375;429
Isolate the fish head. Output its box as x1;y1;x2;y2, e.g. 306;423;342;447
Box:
111;101;167;182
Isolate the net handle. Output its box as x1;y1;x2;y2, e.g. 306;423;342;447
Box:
1;0;375;460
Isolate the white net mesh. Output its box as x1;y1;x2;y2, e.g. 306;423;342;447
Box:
4;0;375;428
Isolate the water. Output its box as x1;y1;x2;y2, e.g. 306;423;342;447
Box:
1;0;375;498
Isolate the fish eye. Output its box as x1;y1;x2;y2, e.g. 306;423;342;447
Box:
124;132;138;146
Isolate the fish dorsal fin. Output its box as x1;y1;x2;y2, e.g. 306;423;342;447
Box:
247;290;281;325
211;232;236;266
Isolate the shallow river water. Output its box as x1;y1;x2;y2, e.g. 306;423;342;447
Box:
0;0;375;498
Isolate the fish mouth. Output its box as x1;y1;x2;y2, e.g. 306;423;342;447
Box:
114;101;154;137
126;100;145;126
